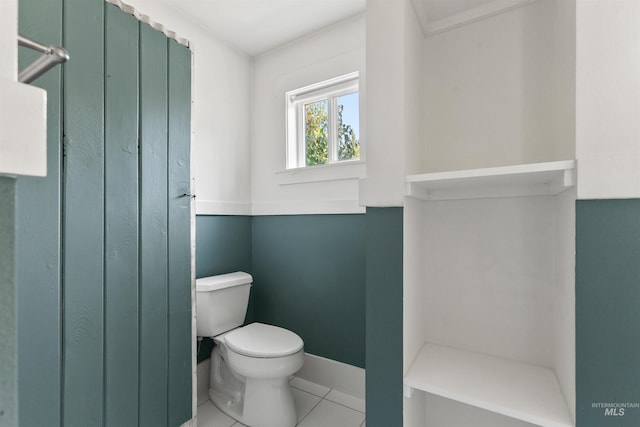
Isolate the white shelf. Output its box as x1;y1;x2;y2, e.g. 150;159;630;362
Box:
404;343;573;427
406;160;575;201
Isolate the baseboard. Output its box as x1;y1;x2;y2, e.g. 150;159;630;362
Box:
196;359;210;406
296;353;366;399
197;352;365;400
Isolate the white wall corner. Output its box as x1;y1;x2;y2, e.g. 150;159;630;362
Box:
575;0;640;199
365;0;408;207
0;79;47;177
359;176;405;207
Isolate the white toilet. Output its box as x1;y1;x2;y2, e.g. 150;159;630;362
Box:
196;272;304;427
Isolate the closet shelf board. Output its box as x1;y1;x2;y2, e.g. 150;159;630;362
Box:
404;343;574;427
406;160;576;200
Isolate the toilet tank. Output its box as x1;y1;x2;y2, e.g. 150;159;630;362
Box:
196;272;252;337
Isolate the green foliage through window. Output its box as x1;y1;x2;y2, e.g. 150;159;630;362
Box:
337;103;360;161
305;100;329;166
304;93;360;166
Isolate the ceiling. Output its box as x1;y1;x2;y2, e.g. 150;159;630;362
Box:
157;0;498;56
158;0;366;56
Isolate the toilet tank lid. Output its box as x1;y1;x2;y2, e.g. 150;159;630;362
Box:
196;272;253;292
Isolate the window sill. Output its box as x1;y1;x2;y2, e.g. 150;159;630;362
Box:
277;161;366;185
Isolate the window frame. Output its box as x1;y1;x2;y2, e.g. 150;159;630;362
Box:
286;72;360;170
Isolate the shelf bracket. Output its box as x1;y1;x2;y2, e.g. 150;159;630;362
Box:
405;182;430;200
403;384;414;399
549;167;576;195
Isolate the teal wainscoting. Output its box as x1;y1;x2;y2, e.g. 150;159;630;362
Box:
195;215;252;362
16;2;193;426
252;214;366;368
365;207;403;427
576;199;640;426
196;215;252;278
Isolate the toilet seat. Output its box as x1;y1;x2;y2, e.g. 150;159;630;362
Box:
224;323;303;358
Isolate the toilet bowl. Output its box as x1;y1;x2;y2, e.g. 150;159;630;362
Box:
196;273;305;427
210;323;304;427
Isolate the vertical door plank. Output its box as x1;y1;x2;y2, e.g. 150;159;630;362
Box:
16;0;63;425
104;5;140;426
167;39;193;427
62;0;105;425
139;23;169;427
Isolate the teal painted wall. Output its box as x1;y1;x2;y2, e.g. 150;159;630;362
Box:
576;199;640;426
365;207;403;427
196;214;366;368
196;216;252;278
16;2;192;426
252;214;366;368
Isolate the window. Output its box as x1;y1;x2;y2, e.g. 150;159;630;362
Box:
286;72;360;169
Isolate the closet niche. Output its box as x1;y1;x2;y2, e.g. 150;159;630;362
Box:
403;1;576;426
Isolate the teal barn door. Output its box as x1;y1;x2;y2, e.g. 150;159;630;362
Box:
16;1;193;426
16;0;64;425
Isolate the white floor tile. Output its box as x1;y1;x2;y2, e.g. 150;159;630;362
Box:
290;376;331;398
197;400;236;427
325;390;366;413
297;400;365;427
292;387;322;421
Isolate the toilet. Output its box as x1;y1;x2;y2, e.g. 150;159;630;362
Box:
196;272;304;427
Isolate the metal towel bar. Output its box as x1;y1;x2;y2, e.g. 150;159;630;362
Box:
18;35;69;84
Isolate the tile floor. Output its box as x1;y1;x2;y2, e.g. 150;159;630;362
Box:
197;376;366;427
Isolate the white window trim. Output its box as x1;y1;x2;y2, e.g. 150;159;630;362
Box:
276;160;366;185
286;72;361;171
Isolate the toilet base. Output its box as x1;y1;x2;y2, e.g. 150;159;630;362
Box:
242;376;297;427
209;347;298;427
210;376;297;427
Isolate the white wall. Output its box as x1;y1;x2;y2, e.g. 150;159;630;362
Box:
422;196;557;367
423;0;575;173
403;197;426;427
554;187;576;423
362;0;406;207
576;0;640;199
251;15;366;215
0;0;47;177
121;0;253;215
0;0;17;80
403;0;426;176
